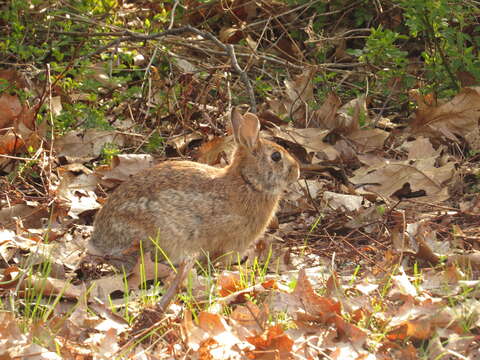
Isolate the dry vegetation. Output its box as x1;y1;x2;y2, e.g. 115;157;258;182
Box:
1;0;480;358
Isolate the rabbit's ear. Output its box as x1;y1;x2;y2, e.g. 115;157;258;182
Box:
231;107;260;150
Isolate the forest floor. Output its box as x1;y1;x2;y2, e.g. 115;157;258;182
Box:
1;0;480;359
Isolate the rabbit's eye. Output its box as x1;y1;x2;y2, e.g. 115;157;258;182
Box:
271;151;282;162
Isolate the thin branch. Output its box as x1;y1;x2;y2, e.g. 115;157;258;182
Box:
84;25;258;112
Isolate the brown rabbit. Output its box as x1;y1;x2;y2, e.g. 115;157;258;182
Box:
89;107;300;272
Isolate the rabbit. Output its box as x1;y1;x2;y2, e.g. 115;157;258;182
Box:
88;107;300;272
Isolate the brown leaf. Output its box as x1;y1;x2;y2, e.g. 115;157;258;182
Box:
403;136;439;160
312;92;341;128
276;37;303;63
196;136;234;165
456;70;478;87
387;297;456;341
219;27;244;44
347;128;389;152
97;154;155;182
246;325;293;360
351;158;454;202
0;69;27;89
448;251;480;270
0;130;24;155
0;266;21;289
0;312;28;354
167;131;203;155
333;314;368;348
284;68;315;124
230;301;266;334
410;87;480;149
85;328;120;357
293;268;341;322
269;126;336;160
323;191;363;212
188;312;246;357
0;202;48;229
217;271;242;297
57;164;101;218
0;93;22;129
198;312;227;336
55;129;126;162
21;275;84;299
335;95;367;133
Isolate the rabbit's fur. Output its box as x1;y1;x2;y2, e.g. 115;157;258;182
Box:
89;108;300;271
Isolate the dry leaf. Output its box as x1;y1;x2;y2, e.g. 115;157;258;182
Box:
313;92;341;128
284;68;316;124
55;129;126;161
246;325;294;360
196;136;234;165
167;132;203;155
57;164;100;218
411;87;480;150
0;93;22;129
335;95;367;133
351;158;454;202
98;154;155;182
217;271;242;297
323;191;363;212
347;128;389;152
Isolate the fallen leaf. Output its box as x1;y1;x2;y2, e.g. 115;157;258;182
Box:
323;191;364;212
246;325;294;360
313;93;342;128
0;202;49;229
284;68;316;124
0;129;25;156
57;164;101;218
196;136;234;165
0;93;22;129
230;301;266;335
335;95;367;133
55;129;126;162
85;328;120;357
401;136;439;160
217;271;242;297
22;274;84;299
351;158;454;202
97;154;155;182
293;268;342;322
411;87;480;150
448;251;480;270
166;131;203;155
348;128;389;152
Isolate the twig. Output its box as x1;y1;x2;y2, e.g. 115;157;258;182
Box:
155;259;194;312
0;154;38;161
84;25;257;112
168;0;180;30
117;259;194;355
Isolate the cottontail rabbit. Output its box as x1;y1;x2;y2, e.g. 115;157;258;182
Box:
89;107;300;272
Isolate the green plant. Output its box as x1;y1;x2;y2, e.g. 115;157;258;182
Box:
400;0;479;94
348;25;411;95
255;76;273;98
143;131;165;154
349;265;361;286
100;142;121;164
413;262;422;290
